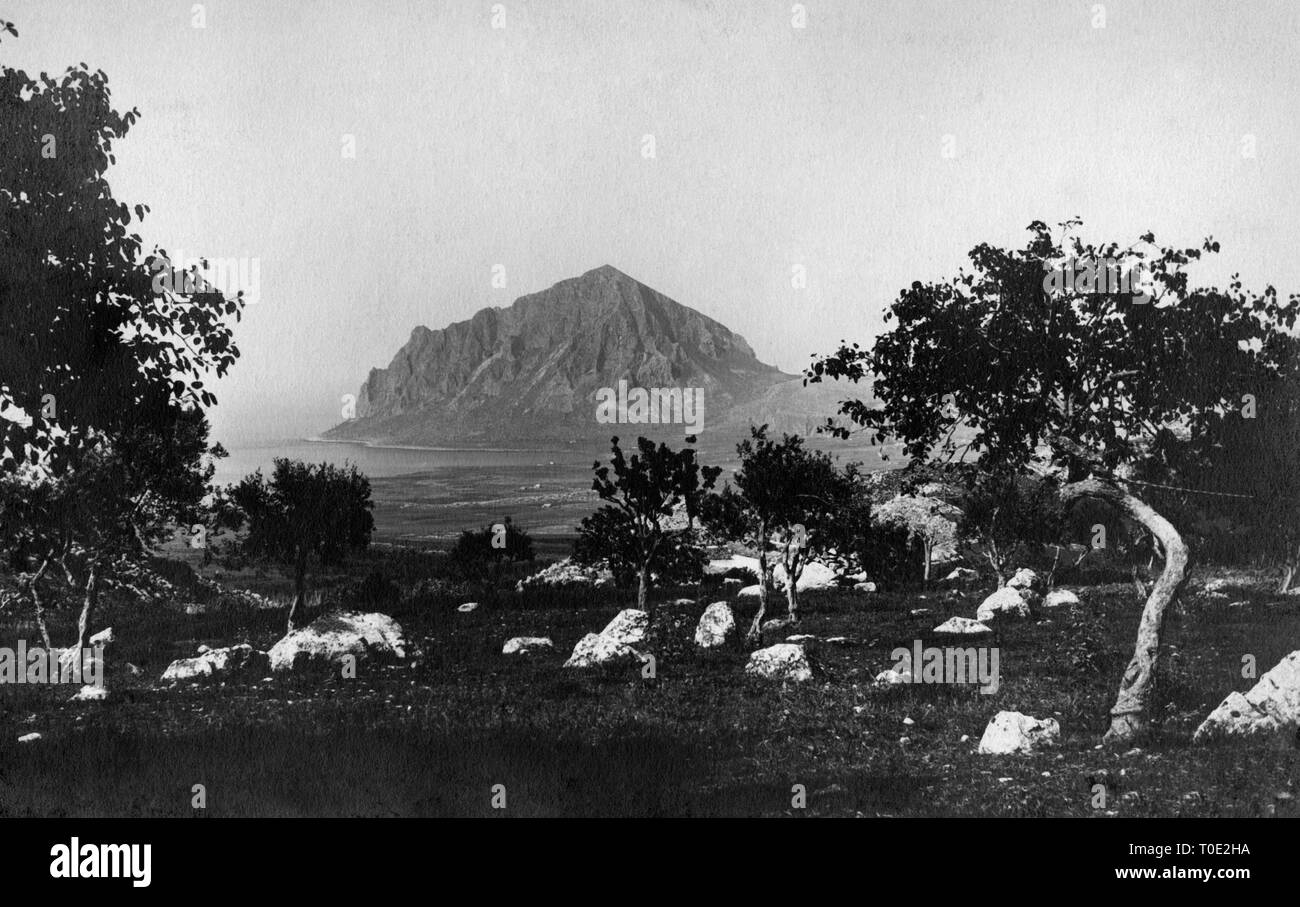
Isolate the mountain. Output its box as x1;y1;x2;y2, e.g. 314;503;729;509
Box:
323;265;871;451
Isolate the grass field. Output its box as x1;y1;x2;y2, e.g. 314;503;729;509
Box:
1;555;1297;818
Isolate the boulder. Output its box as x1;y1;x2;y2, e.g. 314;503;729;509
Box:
773;560;839;592
977;711;1061;754
694;602;736;649
745;643;813;682
268;611;406;672
69;684;108;702
1043;589;1080;609
853;582;877;593
874;668;912;686
564;608;649;668
705;554;762;577
1194;650;1300;742
18;732;40;743
737;584;763;598
976;587;1032;621
502;636;553;656
457;602;479;613
162;644;271;682
933;616;992;635
1006;568;1040;592
515;558;614;592
945;567;978;582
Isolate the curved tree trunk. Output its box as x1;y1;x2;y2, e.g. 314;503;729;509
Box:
747;519;770;640
1062;477;1188;745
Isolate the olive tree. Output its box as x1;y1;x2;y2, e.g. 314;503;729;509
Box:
808;219;1298;744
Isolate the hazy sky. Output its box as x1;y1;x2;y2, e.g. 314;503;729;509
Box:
7;0;1299;445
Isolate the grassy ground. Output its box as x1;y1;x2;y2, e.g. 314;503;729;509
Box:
1;560;1297;817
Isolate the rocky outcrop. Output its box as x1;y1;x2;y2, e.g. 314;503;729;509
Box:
516;559;614;592
1194;650;1300;742
268;612;406;672
976;587;1032;621
161;644;270;682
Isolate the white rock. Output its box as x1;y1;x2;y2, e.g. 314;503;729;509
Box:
785;634;818;644
722;578;743;587
564;609;649;668
694;602;736;649
1043;589;1080;609
846;571;869;583
69;685;108;702
933;616;993;635
773;560;839;592
516;558;615;591
197;644;211;654
1195;650;1300;742
976;587;1031;621
457;602;479;613
89;627;114;646
978;711;1061;754
737;584;763;598
853;582;877;592
874;668;912;685
162;644;271;682
744;643;813;682
18;732;41;743
945;567;978;582
502;636;553;655
705;554;762;576
1007;568;1040;591
268;611;406;672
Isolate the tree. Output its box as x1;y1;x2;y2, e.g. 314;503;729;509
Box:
873;492;959;586
218;459;374;630
0;20;243;648
449;516;534;577
716;426;857;637
585;436;720;616
955;468;1064;586
808;219;1298;744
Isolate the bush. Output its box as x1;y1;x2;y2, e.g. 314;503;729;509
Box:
449;517;534;577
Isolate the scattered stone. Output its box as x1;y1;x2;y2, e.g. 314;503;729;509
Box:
977;711;1061;755
1007;568;1040;592
1194;650;1300;742
564;608;649;668
163;644;272;682
745;643;813;682
959;734;970;743
874;668;912;685
515;558;614;592
197;644;211;654
69;685;107;702
502;636;553;656
268;611;406;673
705;554;762;576
1043;589;1080;609
737;584;762;598
976;587;1032;621
902;717;914;726
910;608;931;617
933;616;993;636
722;577;743;587
694;602;736;649
18;732;40;743
853;582;877;593
773;560;840;592
945;567;978;582
457;602;479;613
89;627;114;646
